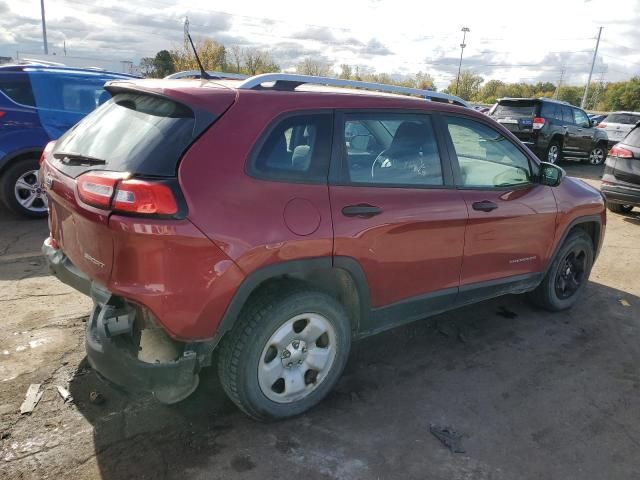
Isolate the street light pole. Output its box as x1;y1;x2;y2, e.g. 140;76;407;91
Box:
40;0;48;55
455;27;470;95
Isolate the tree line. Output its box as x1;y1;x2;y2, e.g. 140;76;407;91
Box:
140;39;640;112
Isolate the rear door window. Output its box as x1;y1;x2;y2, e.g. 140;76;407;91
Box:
53;92;201;178
341;114;443;186
0;71;35;107
250;113;333;183
28;70;115;113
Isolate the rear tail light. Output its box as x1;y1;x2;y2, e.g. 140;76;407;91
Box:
113;180;178;215
77;171;125;208
0;110;6;118
533;117;545;130
76;171;179;215
39;141;56;166
596;123;607;129
609;145;633;158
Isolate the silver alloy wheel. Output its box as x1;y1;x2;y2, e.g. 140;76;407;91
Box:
589;147;605;165
14;169;48;213
547;145;559;163
258;312;337;403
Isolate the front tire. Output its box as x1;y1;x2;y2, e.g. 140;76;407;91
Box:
218;284;351;421
607;202;634;214
529;230;594;311
588;144;607;165
0;157;48;218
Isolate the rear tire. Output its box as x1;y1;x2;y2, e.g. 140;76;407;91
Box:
607;202;634;214
546;141;562;164
0;157;48;218
218;283;351;421
529;230;594;311
588;143;607;165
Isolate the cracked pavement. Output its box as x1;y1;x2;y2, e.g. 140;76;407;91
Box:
1;163;639;480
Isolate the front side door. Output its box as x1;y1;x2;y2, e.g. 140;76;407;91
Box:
561;106;581;156
329;112;468;320
443;115;557;294
573;108;595;154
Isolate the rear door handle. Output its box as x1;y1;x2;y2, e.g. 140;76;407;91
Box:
342;204;382;218
472;200;498;212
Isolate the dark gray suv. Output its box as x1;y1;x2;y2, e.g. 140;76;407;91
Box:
489;98;609;165
601;124;640;213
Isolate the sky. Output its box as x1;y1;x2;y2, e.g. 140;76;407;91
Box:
2;0;640;89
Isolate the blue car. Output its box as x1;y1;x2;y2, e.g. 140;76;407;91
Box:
0;65;136;217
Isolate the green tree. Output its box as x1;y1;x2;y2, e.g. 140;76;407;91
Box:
152;50;175;78
446;71;483;100
139;57;156;77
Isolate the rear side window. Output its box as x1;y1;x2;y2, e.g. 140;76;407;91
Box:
540;102;562;121
53;92;197;177
606;113;640;125
624;127;640;147
0;72;35;107
250;113;333;183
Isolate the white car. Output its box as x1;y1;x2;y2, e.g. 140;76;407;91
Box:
598;111;640;147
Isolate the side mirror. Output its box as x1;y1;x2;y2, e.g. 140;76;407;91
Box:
539;162;565;187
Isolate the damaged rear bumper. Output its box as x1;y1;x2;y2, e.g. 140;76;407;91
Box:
43;237;201;403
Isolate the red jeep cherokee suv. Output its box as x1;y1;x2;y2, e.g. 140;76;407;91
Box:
42;74;606;420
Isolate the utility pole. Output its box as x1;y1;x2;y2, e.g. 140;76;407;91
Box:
184;17;190;51
554;67;565;99
455;27;470;96
581;26;603;109
40;0;48;55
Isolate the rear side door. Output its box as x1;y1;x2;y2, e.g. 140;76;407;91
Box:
329;111;467;323
442;114;557;299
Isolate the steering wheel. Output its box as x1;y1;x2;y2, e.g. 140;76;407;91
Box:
370;150;392;178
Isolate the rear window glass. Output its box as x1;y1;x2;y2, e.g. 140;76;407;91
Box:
0;72;35;107
53;92;196;177
492;101;538;117
624;127;640;147
249;113;333;183
606;113;640;125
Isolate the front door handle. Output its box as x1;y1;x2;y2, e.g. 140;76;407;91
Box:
342;204;382;218
472;200;498;212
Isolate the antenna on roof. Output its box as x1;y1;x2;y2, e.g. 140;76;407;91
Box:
186;33;210;80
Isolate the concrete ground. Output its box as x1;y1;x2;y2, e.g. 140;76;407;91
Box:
0;163;638;480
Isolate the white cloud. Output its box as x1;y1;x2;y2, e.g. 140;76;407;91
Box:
2;0;639;89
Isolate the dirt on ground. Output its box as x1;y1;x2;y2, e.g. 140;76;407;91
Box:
0;163;639;480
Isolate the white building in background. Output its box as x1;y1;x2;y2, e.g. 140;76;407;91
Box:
14;52;140;75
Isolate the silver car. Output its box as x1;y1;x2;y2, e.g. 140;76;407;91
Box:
598;111;640;147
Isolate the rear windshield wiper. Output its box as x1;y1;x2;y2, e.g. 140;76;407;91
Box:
53;151;106;166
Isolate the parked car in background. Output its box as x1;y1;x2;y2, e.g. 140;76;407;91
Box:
601;123;640;214
0;64;136;217
42;73;605;420
597;111;640;148
489;97;609;165
588;113;607;126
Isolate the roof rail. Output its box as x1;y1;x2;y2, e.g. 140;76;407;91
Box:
236;73;470;108
165;70;249;80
